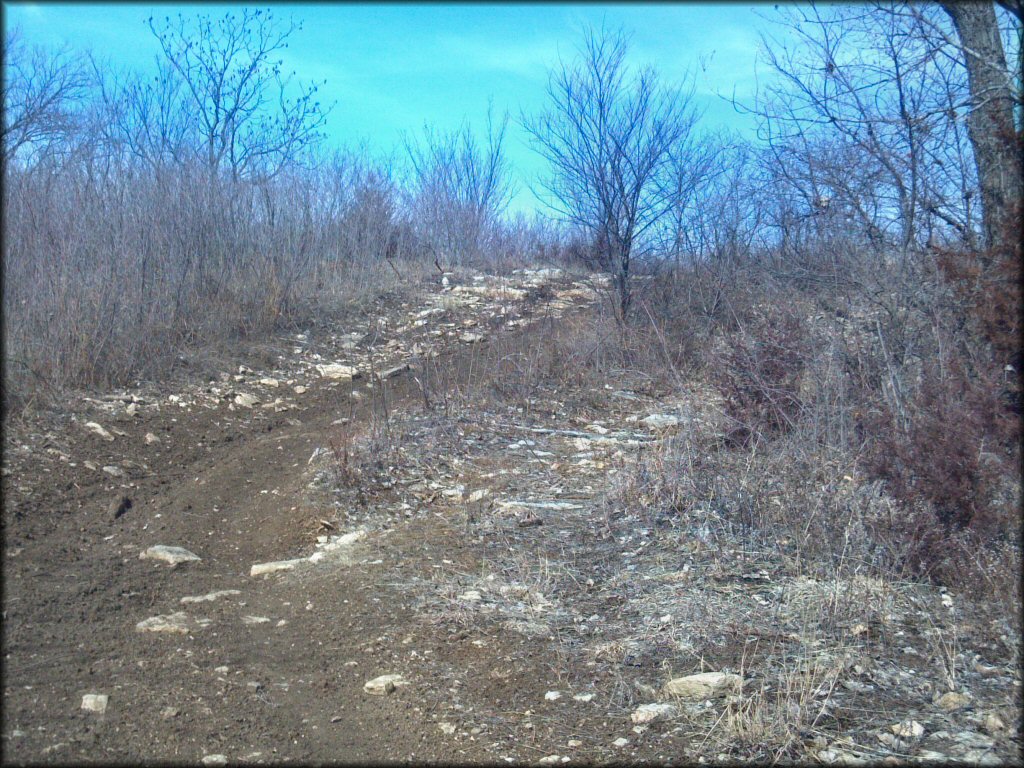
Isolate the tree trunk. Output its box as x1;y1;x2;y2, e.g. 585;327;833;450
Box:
941;1;1022;260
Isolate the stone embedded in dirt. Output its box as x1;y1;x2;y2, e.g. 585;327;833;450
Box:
460;332;484;343
250;558;307;577
504;619;552;638
567;739;583;748
573;693;594;703
640;414;680;430
161;707;179;719
180;589;241;604
363;674;407;695
376;364;410;381
234;393;259;408
136;611;197;634
84;422;115;441
81;694;108;714
458;590;483;602
538;756;562;765
140;545;201;566
259;378;280;387
201;756;227;766
631;703;677;724
144;432;160;445
613;737;629;747
293;385;307;395
242;616;270;625
316;363;361;380
108;496;132;520
983;712;1005;734
662;672;742;700
102;465;125;478
544;691;562;701
935;691;971;711
438;722;457;735
890;720;925;739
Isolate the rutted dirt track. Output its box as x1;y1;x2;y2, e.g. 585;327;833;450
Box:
3;268;1021;765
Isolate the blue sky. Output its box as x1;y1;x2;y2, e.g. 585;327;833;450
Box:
3;3;771;215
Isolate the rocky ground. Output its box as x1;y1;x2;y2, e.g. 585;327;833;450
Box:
2;267;1021;765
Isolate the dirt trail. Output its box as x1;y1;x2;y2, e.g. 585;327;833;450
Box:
1;268;618;763
3;267;1020;765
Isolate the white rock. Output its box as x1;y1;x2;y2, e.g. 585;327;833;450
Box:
317;363;360;380
363;674;407;695
144;432;161;445
84;422;115;441
890;720;925;738
460;332;485;343
567;739;583;748
234;393;259;407
545;690;562;701
140;545;201;566
242;616;270;625
201;756;227;766
573;693;594;702
102;465;125;477
458;590;483;602
250;558;306;577
538;756;562;765
81;694;108;714
631;702;677;724
468;489;490;503
613;737;629;747
259;378;279;387
439;722;457;735
293;385;308;395
136;612;196;634
181;590;241;604
663;672;742;700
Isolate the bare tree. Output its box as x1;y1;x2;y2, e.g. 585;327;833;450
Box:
2;27;91;165
939;1;1021;258
146;9;332;181
405;105;513;268
522;26;703;321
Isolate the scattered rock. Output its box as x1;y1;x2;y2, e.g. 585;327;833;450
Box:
84;422;115;441
242;616;270;625
316;363;361;380
982;713;1005;734
936;691;971;711
293;385;307;395
234;393;259;408
573;693;594;703
161;707;179;719
259;378;279;387
250;558;306;577
538;756;562;765
363;674;407;696
144;432;160;445
102;465;125;478
458;590;483;602
180;590;241;604
613;737;629;747
663;672;742;700
460;332;484;343
567;739;582;748
376;364;410;381
108;496;132;520
631;702;677;724
438;722;457;735
81;694;108;714
140;545;201;566
503;620;552;638
201;756;227;766
544;690;562;701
